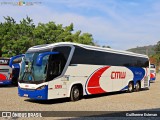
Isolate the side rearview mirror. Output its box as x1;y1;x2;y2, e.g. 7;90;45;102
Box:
36;52;59;66
9;54;25;67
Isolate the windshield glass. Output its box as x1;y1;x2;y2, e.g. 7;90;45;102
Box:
19;52;49;83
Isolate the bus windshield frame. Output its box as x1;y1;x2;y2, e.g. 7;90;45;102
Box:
19;52;50;84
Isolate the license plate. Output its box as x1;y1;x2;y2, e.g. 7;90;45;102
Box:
23;94;28;97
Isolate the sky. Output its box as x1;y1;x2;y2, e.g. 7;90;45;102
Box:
0;0;160;50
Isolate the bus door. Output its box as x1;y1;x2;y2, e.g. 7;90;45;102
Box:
47;53;66;80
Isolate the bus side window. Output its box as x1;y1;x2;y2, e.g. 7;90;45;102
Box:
50;61;59;75
48;54;66;80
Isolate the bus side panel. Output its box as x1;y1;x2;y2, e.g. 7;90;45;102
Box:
126;67;150;88
48;78;68;99
64;65;135;96
86;66;134;94
65;65;104;96
47;65;150;99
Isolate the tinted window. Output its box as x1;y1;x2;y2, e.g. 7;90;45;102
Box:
52;46;71;60
45;46;72;81
71;46;149;67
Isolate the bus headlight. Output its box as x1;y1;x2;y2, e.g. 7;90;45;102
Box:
36;85;46;90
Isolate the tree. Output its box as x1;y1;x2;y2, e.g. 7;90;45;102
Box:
151;41;160;72
155;41;160;54
102;45;111;48
0;16;94;57
0;16;35;57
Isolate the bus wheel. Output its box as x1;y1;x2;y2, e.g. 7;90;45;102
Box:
135;81;140;92
128;82;133;93
70;85;80;101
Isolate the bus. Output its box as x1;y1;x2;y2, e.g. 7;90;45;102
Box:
0;56;23;85
150;64;156;82
0;58;12;85
16;42;150;101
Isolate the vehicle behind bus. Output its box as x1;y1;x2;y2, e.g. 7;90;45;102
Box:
0;58;12;85
0;57;21;85
150;64;156;82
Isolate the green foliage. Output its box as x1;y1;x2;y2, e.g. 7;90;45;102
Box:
152;41;160;66
0;16;94;57
127;45;156;56
155;41;160;54
102;45;111;48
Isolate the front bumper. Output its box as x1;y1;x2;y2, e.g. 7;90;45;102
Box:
18;86;48;100
150;78;156;81
0;80;12;85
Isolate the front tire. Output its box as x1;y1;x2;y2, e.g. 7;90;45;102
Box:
70;86;80;101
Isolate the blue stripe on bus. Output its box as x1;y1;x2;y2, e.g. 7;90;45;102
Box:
18;85;48;100
121;86;128;91
0;80;12;85
121;67;146;91
150;78;156;81
126;67;145;85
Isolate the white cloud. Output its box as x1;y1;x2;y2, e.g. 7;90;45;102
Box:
0;1;160;50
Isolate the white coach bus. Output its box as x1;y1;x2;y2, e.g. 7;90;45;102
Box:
16;42;150;101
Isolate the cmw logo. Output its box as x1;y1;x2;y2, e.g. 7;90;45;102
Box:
111;71;126;79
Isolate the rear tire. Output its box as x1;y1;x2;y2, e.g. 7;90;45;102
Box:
70;86;81;101
135;81;140;92
128;82;134;93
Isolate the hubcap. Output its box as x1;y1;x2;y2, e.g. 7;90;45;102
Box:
136;83;139;89
129;84;132;91
74;89;79;99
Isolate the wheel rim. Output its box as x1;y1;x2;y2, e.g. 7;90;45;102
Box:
73;88;79;99
129;83;132;91
136;83;140;90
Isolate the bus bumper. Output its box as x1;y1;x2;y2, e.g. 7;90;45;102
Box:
18;86;48;100
0;80;12;85
150;78;156;80
150;78;156;82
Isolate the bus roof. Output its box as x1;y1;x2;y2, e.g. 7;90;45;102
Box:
28;42;148;58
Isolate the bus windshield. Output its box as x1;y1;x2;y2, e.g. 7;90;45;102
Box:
19;52;49;83
19;46;71;84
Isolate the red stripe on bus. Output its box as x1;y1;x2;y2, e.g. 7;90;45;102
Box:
87;66;110;94
150;73;155;78
0;73;7;81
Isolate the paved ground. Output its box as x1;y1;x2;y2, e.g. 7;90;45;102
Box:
0;74;160;119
